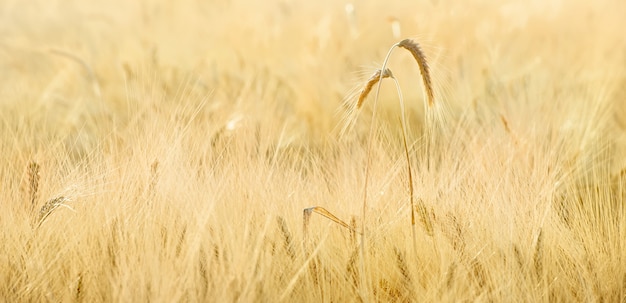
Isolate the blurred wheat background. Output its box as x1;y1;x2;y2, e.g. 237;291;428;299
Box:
1;0;626;301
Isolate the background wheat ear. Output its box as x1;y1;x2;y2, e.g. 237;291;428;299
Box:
397;39;434;108
36;196;70;228
277;216;296;261
148;159;160;197
302;206;358;234
24;161;41;214
49;48;102;99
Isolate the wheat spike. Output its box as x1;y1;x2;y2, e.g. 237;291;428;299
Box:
36;196;69;228
25;161;41;213
500;114;512;134
346;247;360;289
416;198;434;236
277;216;296;260
356;68;394;108
397;39;434;107
533;228;544;277
394;247;414;299
349;216;358;247
148;159;160;196
74;273;84;301
445;262;457;289
303;206;359;234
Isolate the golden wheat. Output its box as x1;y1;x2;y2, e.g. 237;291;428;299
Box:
2;0;625;301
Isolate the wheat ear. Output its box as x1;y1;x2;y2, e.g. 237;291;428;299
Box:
303;206;360;235
277;216;296;260
397;39;434;107
357;68;394;108
533;228;544;277
36;196;71;228
25;161;41;214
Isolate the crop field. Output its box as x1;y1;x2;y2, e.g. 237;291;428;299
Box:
1;0;626;301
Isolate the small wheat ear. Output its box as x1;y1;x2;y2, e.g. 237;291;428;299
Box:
25;161;41;214
357;68;394;108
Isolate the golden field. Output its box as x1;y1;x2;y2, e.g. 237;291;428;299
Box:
1;0;626;301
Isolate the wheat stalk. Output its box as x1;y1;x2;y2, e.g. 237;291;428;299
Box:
352;39;436;300
307;37;438;300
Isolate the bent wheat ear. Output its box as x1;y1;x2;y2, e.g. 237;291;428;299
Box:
357;68;394;108
49;48;102;98
303;206;361;234
37;196;69;228
397;39;434;107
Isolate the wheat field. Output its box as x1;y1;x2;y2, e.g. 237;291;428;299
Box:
2;0;626;302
